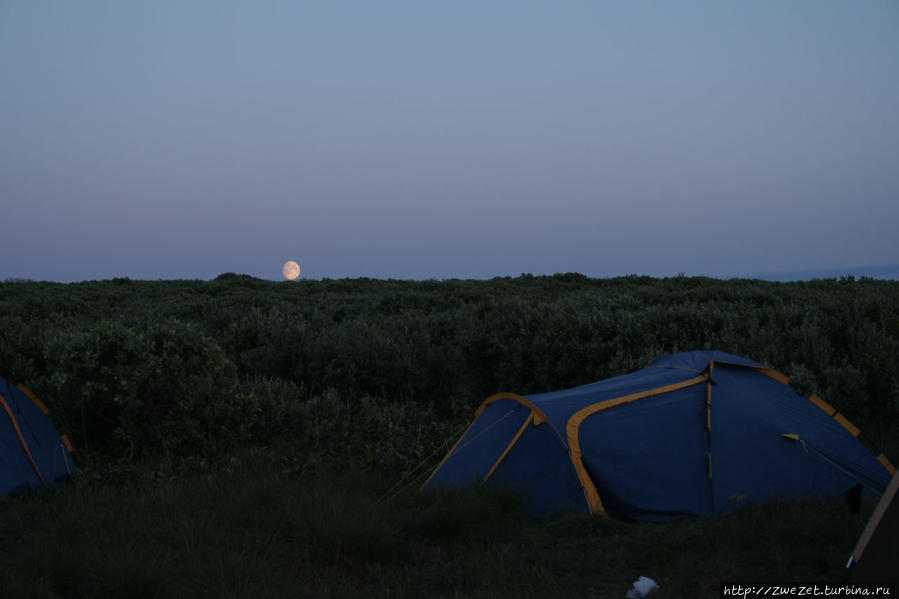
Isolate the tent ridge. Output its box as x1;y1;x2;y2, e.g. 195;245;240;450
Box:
482;392;564;441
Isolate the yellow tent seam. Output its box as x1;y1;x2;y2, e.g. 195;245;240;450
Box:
751;367;875;461
566;373;709;516
481;392;551;423
755;367;791;385
421;392;555;490
482;412;534;484
809;394;836;416
834;413;861;437
0;392;47;486
17;384;50;415
877;454;896;475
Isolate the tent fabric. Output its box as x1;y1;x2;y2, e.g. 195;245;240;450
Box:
423;350;895;521
850;470;899;583
1;376;76;498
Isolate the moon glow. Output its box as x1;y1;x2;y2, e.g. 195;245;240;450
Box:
282;260;301;280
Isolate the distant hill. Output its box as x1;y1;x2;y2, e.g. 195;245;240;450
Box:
737;264;899;282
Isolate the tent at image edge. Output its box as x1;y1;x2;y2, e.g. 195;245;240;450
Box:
1;375;77;498
422;351;895;521
848;469;899;583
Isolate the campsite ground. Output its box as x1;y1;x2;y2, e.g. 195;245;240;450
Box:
0;459;884;598
1;275;897;597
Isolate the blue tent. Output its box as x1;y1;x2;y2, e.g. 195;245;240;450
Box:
423;351;895;521
1;376;76;497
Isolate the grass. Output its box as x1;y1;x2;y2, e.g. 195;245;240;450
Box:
0;460;877;599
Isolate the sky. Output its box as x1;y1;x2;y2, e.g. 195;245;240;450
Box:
2;1;898;282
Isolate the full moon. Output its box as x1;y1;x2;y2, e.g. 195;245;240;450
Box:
282;260;301;280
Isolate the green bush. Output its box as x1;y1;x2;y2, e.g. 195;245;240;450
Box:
2;275;898;466
40;319;254;457
235;375;310;445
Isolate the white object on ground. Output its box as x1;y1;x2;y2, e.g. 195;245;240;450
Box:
625;576;659;599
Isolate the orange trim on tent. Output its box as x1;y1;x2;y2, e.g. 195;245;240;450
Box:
482;412;534;484
877;454;896;476
805;393;869;443
61;434;74;453
479;392;550;424
482;392;567;442
421;392;552;490
746;367;876;460
0;392;46;486
834;414;861;437
568;445;604;514
426;355;895;513
16;383;49;415
565;374;709;515
809;394;836;416
755;367;790;385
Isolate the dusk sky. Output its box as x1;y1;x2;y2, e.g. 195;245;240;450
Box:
2;1;898;282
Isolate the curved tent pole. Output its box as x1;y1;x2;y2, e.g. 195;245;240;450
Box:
420;392;568;489
566;374;710;515
0;381;47;487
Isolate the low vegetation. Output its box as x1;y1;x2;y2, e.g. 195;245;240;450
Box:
0;462;880;598
1;274;897;597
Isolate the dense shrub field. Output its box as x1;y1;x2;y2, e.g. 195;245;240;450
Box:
1;273;898;464
2;274;898;597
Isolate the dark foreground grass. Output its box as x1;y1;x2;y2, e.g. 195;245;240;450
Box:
0;462;876;599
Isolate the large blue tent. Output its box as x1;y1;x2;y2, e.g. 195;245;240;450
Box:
423;351;895;521
1;376;76;498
